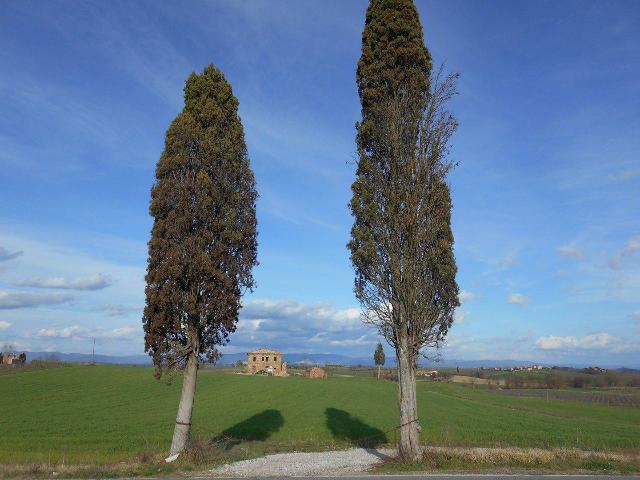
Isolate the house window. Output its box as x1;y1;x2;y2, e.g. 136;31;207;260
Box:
253;356;256;362
274;356;277;361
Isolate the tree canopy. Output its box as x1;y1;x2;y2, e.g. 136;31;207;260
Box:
143;64;258;378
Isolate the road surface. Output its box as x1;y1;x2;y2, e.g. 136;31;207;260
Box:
152;475;640;480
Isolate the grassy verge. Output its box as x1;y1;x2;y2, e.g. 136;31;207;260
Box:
376;446;640;475
0;440;374;479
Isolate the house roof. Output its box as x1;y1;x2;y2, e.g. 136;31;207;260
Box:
247;348;283;354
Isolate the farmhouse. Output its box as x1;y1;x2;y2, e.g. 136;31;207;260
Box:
246;348;287;376
0;352;26;365
306;366;326;379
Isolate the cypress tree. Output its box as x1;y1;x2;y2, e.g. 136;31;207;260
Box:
374;341;386;379
349;0;459;461
143;64;258;457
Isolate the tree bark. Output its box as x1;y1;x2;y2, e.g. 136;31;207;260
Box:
396;336;421;461
377;364;381;380
169;350;199;456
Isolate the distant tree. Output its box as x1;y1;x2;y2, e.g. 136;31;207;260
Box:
143;64;258;457
374;341;385;379
349;0;459;461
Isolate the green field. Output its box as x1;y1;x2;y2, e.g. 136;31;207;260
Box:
1;365;639;466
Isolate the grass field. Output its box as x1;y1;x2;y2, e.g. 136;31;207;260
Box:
1;364;639;469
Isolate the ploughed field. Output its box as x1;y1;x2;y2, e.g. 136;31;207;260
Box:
498;388;640;406
1;365;639;464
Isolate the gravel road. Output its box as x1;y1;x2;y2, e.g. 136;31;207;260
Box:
210;448;394;477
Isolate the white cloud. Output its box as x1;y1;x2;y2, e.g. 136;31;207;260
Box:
557;244;583;260
37;325;83;338
0;291;75;309
216;299;375;354
507;293;529;305
18;273;113;291
241;299;362;332
103;326;139;339
633;310;640;321
0;321;11;330
36;324;139;341
459;290;477;302
536;333;614;350
0;229;145;355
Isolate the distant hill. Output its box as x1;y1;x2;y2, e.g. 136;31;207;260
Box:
26;351;152;365
23;351;638;370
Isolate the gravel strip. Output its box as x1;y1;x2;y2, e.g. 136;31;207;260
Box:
210;448;394;477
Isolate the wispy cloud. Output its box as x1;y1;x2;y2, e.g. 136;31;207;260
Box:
18;274;113;291
0;246;23;262
0;321;11;330
507;293;529;305
459;290;477;302
0;291;74;310
608;168;640;182
454;309;468;324
557;244;584;260
633;310;640;321
607;237;640;269
497;253;518;270
94;304;141;317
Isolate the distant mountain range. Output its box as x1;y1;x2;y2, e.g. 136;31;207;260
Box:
23;351;638;370
26;351;153;365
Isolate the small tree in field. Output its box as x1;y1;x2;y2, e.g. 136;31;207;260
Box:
374;341;385;379
349;0;459;461
143;64;258;457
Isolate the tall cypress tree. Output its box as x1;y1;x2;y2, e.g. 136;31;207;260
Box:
349;0;459;461
144;64;258;457
374;341;386;379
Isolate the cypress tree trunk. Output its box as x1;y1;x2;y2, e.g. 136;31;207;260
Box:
169;339;199;456
396;335;421;461
377;364;381;380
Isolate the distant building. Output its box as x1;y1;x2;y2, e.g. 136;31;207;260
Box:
0;352;26;365
306;366;326;379
246;349;287;376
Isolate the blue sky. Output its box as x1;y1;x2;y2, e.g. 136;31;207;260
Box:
1;0;639;366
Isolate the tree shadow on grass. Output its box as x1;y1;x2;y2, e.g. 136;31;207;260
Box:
325;407;388;450
212;409;284;450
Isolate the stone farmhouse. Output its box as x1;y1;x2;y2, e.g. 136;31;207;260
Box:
246;348;287;376
306;366;326;379
0;352;26;365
